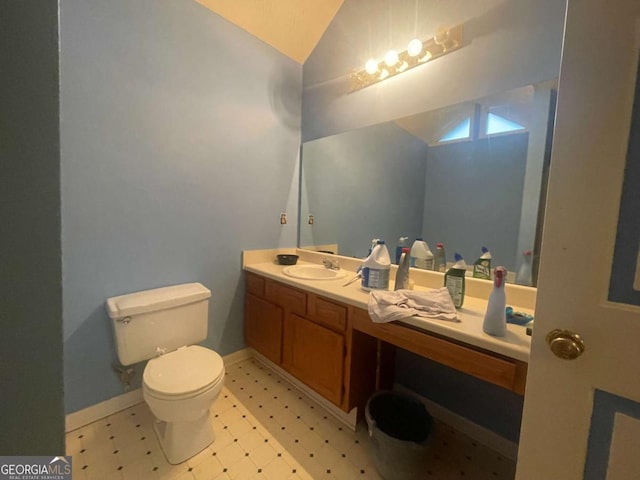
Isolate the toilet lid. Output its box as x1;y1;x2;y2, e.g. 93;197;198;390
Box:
143;345;224;397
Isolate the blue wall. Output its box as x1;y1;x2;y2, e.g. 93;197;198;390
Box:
422;133;529;272
0;1;64;453
61;0;302;414
300;122;426;257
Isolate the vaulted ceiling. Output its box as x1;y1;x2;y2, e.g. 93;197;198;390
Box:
193;0;344;64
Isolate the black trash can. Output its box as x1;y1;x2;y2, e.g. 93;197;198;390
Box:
365;391;434;480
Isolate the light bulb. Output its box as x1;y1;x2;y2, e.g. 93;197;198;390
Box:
379;69;389;80
365;58;378;75
407;38;423;57
384;50;399;67
419;50;433;63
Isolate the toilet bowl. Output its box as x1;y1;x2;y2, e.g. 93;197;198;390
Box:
106;283;224;465
142;345;225;464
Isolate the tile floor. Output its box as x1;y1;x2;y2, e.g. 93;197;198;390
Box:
66;358;516;479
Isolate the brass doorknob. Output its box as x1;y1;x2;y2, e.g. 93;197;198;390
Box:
546;329;585;360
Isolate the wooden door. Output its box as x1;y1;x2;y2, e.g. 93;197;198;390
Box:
245;293;283;365
286;313;345;406
516;0;640;478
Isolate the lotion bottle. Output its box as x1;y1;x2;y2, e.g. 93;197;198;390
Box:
483;266;508;337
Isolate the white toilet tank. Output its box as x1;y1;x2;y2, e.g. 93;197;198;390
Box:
106;283;211;366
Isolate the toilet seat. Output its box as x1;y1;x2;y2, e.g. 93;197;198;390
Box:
143;345;224;400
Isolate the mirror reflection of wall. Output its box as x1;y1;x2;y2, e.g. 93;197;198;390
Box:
300;0;566;287
300;82;556;285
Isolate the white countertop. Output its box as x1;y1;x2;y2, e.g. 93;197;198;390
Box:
244;259;532;362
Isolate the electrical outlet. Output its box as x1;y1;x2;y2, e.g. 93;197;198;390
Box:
308;214;314;225
280;213;287;225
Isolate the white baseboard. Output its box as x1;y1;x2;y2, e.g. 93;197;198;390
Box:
249;349;358;431
221;348;252;367
65;388;143;433
65;348;254;433
394;384;519;460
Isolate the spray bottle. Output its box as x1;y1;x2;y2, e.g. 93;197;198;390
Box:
394;247;411;290
395;236;409;264
515;250;533;286
483;266;508;337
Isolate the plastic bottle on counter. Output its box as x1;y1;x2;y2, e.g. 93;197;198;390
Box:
483;267;508;337
410;238;434;270
395;236;409;264
394;247;411;290
472;246;492;280
444;253;467;308
515;250;533;286
434;243;447;272
367;238;380;257
361;240;391;291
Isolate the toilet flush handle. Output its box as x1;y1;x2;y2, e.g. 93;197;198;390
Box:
117;316;132;324
156;347;166;356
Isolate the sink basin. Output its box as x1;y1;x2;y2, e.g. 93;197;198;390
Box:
282;265;347;280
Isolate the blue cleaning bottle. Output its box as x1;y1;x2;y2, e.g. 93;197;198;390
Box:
483;266;508;337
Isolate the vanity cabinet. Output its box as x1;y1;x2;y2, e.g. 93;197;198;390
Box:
244;272;377;412
244;270;528;416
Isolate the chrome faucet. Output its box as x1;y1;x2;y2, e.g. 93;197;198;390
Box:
322;257;340;270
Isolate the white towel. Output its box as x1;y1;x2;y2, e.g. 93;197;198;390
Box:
368;287;460;323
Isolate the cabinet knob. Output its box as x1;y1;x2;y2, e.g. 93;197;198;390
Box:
546;329;585;360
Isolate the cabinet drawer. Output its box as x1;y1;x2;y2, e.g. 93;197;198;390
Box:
352;308;522;393
265;280;307;315
246;273;265;297
307;294;347;332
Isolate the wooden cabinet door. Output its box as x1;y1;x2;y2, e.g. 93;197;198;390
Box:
245;293;283;365
287;313;345;406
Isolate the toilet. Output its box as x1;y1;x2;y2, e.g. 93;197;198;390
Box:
106;282;225;464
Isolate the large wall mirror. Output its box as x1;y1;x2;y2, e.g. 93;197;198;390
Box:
299;80;557;286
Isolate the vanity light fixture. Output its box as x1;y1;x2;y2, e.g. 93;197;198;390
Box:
349;24;463;93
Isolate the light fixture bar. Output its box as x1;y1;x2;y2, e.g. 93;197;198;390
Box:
349;24;464;93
